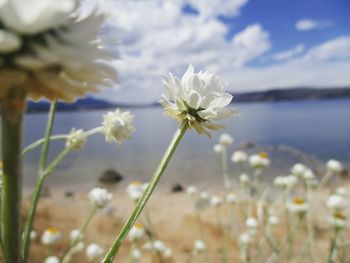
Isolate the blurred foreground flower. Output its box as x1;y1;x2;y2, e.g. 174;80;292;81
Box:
287;197;308;215
86;243;104;261
41;227;61;245
0;0;117;101
160;64;238;137
88;187;112;208
126;181;148;201
44;256;59;263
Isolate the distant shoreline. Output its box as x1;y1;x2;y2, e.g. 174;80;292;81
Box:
26;86;350;113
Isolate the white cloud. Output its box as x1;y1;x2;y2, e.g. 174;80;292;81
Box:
295;19;332;31
272;44;305;61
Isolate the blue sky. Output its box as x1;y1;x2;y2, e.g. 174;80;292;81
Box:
95;0;350;103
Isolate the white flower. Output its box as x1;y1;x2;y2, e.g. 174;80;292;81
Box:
66;128;86;150
231;150;248;163
210;195;223;207
71;242;85;253
219;133;234;146
239;232;252;245
327;159;343;174
128;224;145;241
246;217;258;229
336;187;347;197
287;197;308;215
239;173;249;184
86;243;104;261
194;240;206;252
326;195;347;211
41;227;61;245
164;247;173;258
303;169;315;180
101;109;135;144
0;1;117;101
274;175;297;188
291;163;307;176
268;216;280;226
153;240;166;252
44;256;60;263
70;229;83;242
159;65;238;137
30;230;37;240
88;187;112;208
213;143;224;153
200;191;209;200
186;186;198;196
226;192;237;204
327;212;347;229
131;248;142;259
126;181;148;201
249;153;270;169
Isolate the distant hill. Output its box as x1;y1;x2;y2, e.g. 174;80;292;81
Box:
27;87;350;112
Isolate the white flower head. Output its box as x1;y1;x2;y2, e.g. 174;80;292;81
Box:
246;217;258;229
240;232;252;245
249;152;270;169
152;240;166;252
239;173;249;184
210;195;223;207
41;227;61;245
128;224;145;241
70;229;83;242
126;181;148;201
186;186;198;196
88;187;112;208
268;216;280;226
0;1;117;101
200;191;209;200
336;187;347;197
327;211;347;229
231;150;248;163
287;197;308;215
131;248;142;259
101;109;135;144
274;175;298;189
44;256;60;263
159;65;238;137
164;247;173;258
213;144;224;154
194;239;206;252
327;159;343;174
291;163;307;177
326;195;347;211
86;243;104;261
66;128;86;150
303;169;315;180
226;192;237;204
219;133;234;146
30;230;37;240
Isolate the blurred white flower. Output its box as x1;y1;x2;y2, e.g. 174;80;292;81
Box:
30;230;37;240
231;150;248;163
326;159;343;174
126;181;148;201
70;229;83;242
164;247;173;258
336;187;347;197
287;197;308;215
101;109;135;144
194;239;206;252
249;152;270;169
210;195;223;207
239;232;252;245
268;216;280;226
131;248;142;259
213;143;224;153
219;133;234;146
44;256;60;263
200;191;209;200
159;64;238;137
152;240;166;252
226;192;237;204
303;169;315;180
0;0;117;101
41;227;61;245
291;163;307;177
326;195;347;211
327;212;347;229
128;224;145;241
88;187;112;208
86;243;104;261
186;186;198;196
239;173;249;184
246;217;258;230
66;128;86;150
274;175;297;188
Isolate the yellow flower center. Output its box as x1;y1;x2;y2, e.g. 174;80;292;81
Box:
294;197;305;205
0;160;3;169
333;211;346;220
258;152;269;159
47;227;58;234
129;181;141;186
134;223;143;229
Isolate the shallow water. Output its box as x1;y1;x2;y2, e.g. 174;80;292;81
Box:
15;99;350;190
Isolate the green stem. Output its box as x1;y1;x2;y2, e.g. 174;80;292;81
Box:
1;89;26;263
328;227;340;263
102;121;188;262
22;100;57;263
22;135;68;157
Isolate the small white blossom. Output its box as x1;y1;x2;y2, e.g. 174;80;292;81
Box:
44;256;60;263
219;133;234;146
240;173;249;184
249;153;270;169
226;192;237;204
126;181;148;201
213;144;224;153
231;150;248;163
88;187;112;208
274;175;297;188
246;217;258;229
131;249;142;259
240;232;252;245
327;159;343;174
303;169;315;180
41;227;61;245
210;195;223;207
30;230;37;240
287;197;308;215
164;247;173;258
159;65;238;137
336;187;347;197
200;191;209;200
66;128;86;150
327;212;347;229
70;229;83;242
326;195;347;211
153;240;166;252
186;186;198;196
291;163;307;177
268;216;280;226
101;109;135;144
128;224;145;241
194;240;206;252
86;243;104;261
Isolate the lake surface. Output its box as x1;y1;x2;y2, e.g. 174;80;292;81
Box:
16;99;350;190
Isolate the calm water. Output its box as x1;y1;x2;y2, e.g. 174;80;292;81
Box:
18;99;350;190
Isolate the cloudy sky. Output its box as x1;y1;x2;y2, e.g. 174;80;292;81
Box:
95;0;350;103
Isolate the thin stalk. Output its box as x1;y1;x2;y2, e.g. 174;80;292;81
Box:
215;207;227;263
22;135;68;157
102;121;188;262
60;205;98;262
221;147;231;190
1;88;26;263
305;186;315;263
22;100;57;263
328;227;340;263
